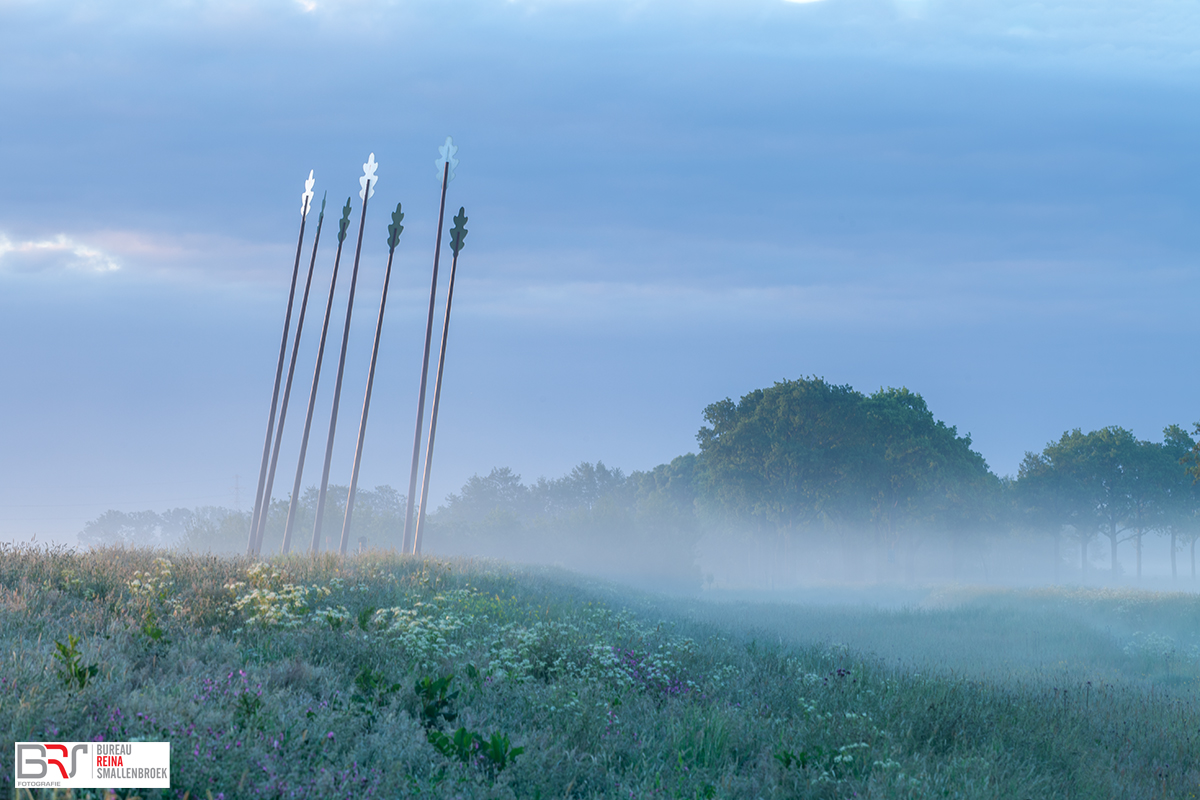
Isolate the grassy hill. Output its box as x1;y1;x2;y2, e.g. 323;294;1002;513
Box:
3;544;1200;798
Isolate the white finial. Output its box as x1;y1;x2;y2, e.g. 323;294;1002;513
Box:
302;170;315;216
359;153;379;201
435;137;459;183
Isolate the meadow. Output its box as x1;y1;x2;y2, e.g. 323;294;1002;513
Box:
2;543;1199;799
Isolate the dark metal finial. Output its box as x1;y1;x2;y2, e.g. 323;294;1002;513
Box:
450;207;468;255
338;198;352;244
388;202;405;252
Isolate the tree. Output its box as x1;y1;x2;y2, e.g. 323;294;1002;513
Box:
859;387;997;581
440;467;529;525
1016;448;1078;582
695;378;871;532
1018;431;1103;580
1186;422;1200;483
79;510;171;548
695;378;996;584
1164;425;1200;580
1020;427;1155;582
1124;439;1172;581
1087;427;1138;580
530;462;626;516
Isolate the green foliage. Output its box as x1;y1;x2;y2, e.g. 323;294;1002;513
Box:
696;378;996;534
140;609;169;645
426;726;524;775
775;745;824;770
356;605;376;631
233;691;264;729
426;725;475;761
52;635;98;690
351;666;401;720
414;673;459;729
475;730;524;772
1184;422;1200;484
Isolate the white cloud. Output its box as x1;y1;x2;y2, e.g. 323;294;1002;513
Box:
0;228;300;285
0;233;121;274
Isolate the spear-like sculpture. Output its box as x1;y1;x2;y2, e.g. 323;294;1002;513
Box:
279;198;353;555
247;170;314;556
413;207;468;555
403;137;458;554
250;192;328;555
338;202;405;555
311;154;378;554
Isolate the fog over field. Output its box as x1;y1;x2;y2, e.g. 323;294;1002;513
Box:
2;0;1200;548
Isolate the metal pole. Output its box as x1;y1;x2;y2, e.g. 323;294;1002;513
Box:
280;198;353;555
414;207;468;555
404;138;457;553
247;171;314;556
339;202;405;555
251;193;327;555
311;154;378;554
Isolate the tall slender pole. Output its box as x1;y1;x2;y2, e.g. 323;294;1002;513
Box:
339;202;405;555
247;170;314;556
250;193;327;555
403;137;458;553
414;207;468;555
311;154;378;554
280;198;353;555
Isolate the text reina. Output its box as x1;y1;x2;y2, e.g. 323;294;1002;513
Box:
97;755;125;767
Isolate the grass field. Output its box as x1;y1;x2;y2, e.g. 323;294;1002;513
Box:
2;543;1200;799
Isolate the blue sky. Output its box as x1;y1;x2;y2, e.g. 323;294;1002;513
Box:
1;0;1199;543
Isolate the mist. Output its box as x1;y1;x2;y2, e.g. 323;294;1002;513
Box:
78;373;1200;601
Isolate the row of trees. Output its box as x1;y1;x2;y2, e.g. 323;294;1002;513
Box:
386;378;1200;587
691;379;1200;584
80;485;405;555
1018;425;1200;581
80;377;1200;589
425;458;703;592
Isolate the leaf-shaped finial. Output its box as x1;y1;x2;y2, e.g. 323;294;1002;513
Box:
435;137;459;183
449;207;468;255
302;169;315;216
337;198;352;244
387;202;405;252
317;191;327;224
360;153;379;201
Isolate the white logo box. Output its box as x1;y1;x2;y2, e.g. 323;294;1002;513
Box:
15;742;170;789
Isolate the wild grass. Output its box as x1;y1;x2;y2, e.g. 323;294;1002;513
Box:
2;543;1199;798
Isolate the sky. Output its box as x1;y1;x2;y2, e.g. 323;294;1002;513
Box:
1;0;1199;544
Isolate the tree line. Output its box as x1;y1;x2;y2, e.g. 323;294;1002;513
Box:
691;378;1200;585
79;376;1200;589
